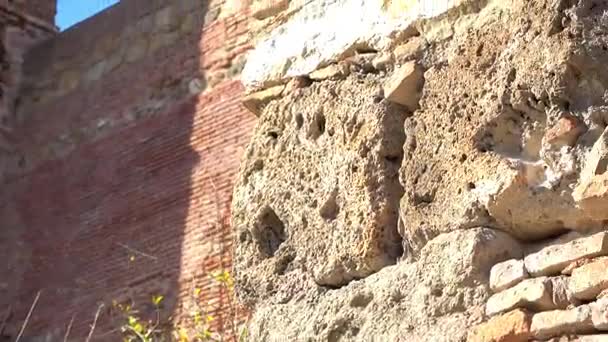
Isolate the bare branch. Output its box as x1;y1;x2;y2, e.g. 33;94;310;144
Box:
63;315;74;342
15;291;41;342
85;303;104;342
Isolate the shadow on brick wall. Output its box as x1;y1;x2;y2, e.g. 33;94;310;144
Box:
0;0;253;340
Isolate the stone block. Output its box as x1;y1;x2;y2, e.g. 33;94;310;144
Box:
543;114;586;148
530;305;594;340
252;0;289;20
592;298;608;330
571;258;608;301
468;309;532;342
562;257;594;275
524;232;608;277
486;277;558;317
490;259;528;293
393;36;425;62
233;78;406;300
308;63;350;81
241;85;285;116
573;126;608;220
241;0;462;91
573;173;608;221
383;61;424;111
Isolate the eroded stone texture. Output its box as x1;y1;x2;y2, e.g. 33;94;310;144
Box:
399;0;608;254
241;228;521;341
232;76;407;297
234;0;608;340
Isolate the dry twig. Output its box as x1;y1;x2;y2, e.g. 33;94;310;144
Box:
15;291;41;342
85;303;104;342
63;314;74;342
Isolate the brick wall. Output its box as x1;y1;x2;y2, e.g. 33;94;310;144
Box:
0;0;256;340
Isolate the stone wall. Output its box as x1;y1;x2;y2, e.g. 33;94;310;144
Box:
0;0;56;179
0;0;255;340
234;0;608;340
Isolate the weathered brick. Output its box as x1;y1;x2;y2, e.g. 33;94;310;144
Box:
530;305;594;340
570;258;608;301
468;309;532;342
242;85;285;116
524;232;608;277
486;277;559;317
490;259;529;293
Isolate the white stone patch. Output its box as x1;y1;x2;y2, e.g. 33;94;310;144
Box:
241;0;470;91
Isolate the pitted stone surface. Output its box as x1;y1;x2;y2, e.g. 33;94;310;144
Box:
232;76;407;297
242;228;522;341
234;0;608;340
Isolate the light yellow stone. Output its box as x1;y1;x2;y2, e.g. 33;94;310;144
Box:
530;305;594;340
383;61;424;111
486;277;556;317
571;258;608;301
524;232;608;277
242;85;285;116
309;63;350;81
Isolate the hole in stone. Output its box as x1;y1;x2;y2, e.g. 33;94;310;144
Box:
384;154;400;164
431;288;443;297
295;113;304;129
467;182;476;190
274;252;295;275
320;189;339;221
267;130;279;139
307;111;326;140
253;207;286;258
252;159;264;171
350;292;373;308
317;112;326;135
239;230;252;243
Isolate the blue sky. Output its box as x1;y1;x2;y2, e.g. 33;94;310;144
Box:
56;0;119;30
